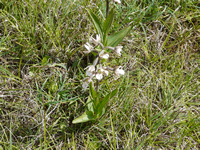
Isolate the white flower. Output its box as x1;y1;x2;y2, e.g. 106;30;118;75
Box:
84;42;93;54
85;65;95;76
95;65;109;80
112;0;121;3
114;0;121;3
114;66;125;79
99;50;109;59
89;34;101;45
106;46;123;56
96;72;103;80
82;75;94;90
82;81;89;90
102;68;109;76
115;66;125;75
95;65;103;80
101;65;109;76
114;46;123;56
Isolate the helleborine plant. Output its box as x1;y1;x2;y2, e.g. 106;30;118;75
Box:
72;0;132;124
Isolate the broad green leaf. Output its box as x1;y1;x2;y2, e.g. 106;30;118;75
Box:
97;89;118;116
87;9;103;38
103;8;115;33
89;83;100;109
110;89;118;99
97;93;110;116
89;82;96;100
103;8;115;45
107;26;132;47
72;111;95;124
86;96;94;113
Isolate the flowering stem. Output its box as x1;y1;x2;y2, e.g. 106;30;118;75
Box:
96;79;99;91
99;42;104;49
106;0;109;18
96;58;101;92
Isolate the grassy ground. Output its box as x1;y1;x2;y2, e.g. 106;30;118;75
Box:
0;0;199;149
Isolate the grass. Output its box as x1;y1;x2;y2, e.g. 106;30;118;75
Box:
0;0;200;149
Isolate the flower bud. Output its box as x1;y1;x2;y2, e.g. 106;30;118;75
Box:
89;34;101;45
83;42;93;54
99;50;109;59
114;46;123;56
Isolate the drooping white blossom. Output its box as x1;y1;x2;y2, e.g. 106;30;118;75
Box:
114;66;125;79
101;65;109;76
82;81;89;90
95;65;109;80
102;68;109;76
96;72;103;80
114;46;123;56
84;42;93;54
115;66;125;75
95;65;103;80
106;46;123;56
115;0;121;3
89;34;101;45
85;65;95;76
112;0;121;3
82;75;94;90
99;50;109;59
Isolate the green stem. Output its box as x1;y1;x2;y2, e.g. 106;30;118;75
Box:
96;58;101;92
96;79;99;92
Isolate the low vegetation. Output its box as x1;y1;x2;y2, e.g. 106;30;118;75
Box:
0;0;199;149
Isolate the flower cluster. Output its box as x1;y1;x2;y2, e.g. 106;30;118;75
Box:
82;35;125;90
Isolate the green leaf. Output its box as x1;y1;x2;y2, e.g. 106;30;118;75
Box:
89;83;100;109
87;9;103;38
103;8;115;45
103;8;114;33
41;56;49;66
72;111;95;124
107;26;132;47
110;88;118;99
86;96;94;113
97;89;118;116
89;82;96;100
